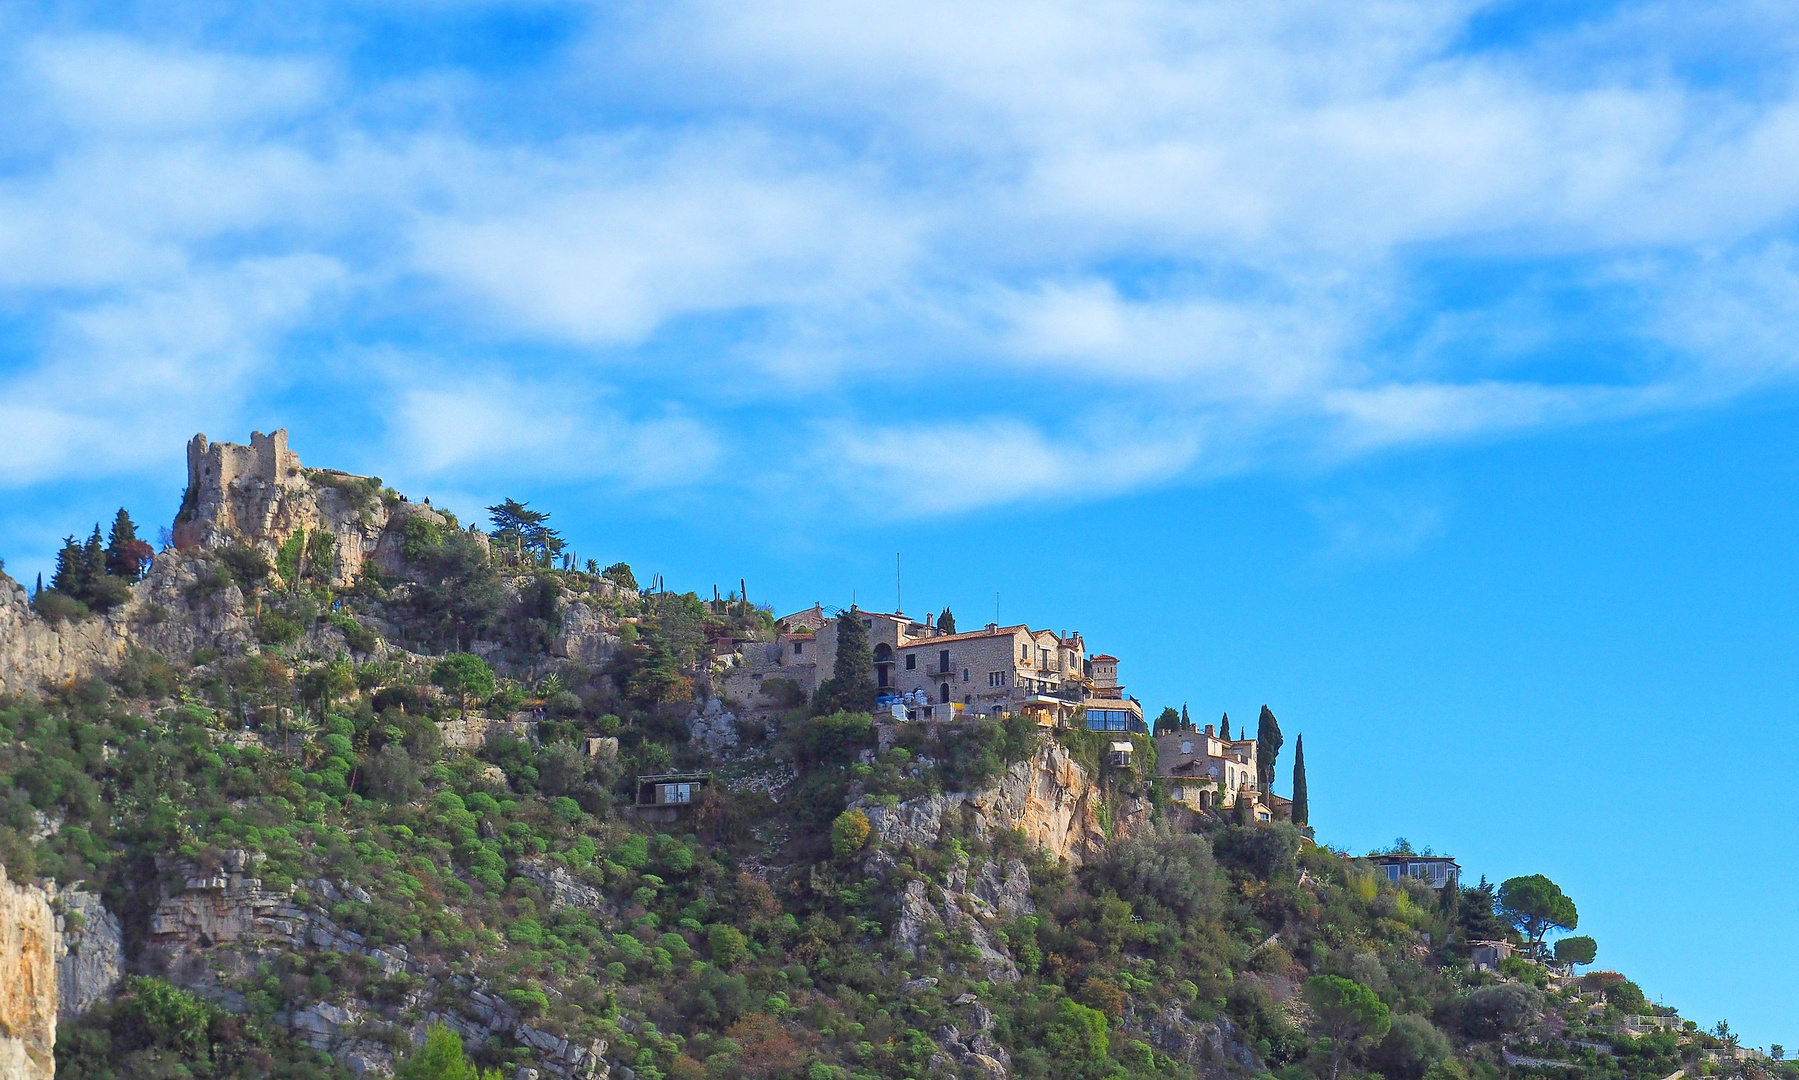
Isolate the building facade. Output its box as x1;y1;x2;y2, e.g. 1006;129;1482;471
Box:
720;605;1141;727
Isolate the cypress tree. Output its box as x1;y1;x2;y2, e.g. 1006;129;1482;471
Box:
937;607;956;635
1181;703;1190;730
1292;734;1308;827
81;526;105;595
1218;713;1230;740
1257;704;1284;795
815;608;878;715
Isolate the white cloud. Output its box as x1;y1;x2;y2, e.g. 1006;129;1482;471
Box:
3;2;1799;521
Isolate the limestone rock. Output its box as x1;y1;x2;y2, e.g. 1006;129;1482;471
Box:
553;602;618;665
687;698;740;755
54;885;123;1021
0;864;57;1080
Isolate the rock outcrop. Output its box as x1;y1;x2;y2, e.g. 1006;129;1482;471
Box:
862;739;1115;867
0;865;57;1080
0;573;132;697
172;430;394;588
54;885;123;1022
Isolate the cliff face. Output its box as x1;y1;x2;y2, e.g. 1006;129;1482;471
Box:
0;574;132;697
862;738;1123;867
0;865;57;1080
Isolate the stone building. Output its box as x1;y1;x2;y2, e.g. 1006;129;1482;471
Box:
1155;725;1265;815
719;606;1141;728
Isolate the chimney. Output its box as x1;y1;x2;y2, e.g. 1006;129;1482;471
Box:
1205;724;1216;737
985;622;998;632
926;612;934;629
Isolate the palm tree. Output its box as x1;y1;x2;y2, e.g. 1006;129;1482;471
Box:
284;709;321;766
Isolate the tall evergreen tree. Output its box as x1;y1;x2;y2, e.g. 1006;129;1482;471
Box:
51;535;82;595
1181;703;1190;730
814;608;877;715
82;525;105;595
1218;713;1230;739
1292;734;1309;827
105;508;153;581
937;607;956;634
1154;707;1181;734
1256;704;1285;796
486;498;564;563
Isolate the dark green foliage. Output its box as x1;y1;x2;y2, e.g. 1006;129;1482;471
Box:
1087;821;1217;922
1305;975;1390;1080
792;711;874;770
393;522;506;652
1459;983;1540;1037
1371;1013;1451;1080
1256;704;1283;795
1154;707;1181;734
812;609;876;716
1218;712;1230;739
1458;876;1509;942
936;607;956;634
432;653;495;718
218;544;273;589
602;562;637;590
1554;934;1598;966
56;976;348;1080
1292;733;1308;827
1497;873;1578;948
104;507;152;583
396;1023;501;1080
1213;822;1304;879
33;588;90;624
487;498;563;563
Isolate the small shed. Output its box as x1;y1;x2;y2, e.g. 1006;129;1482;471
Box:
633;772;712;822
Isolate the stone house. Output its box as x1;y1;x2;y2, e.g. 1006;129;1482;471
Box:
1470;940;1515;972
721;605;1141;728
1155;725;1263;813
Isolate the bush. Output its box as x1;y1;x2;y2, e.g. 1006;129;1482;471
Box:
1372;1014;1452;1080
1089;821;1217;921
33;590;90;624
1213;823;1303;878
1460;983;1540;1037
708;924;748;968
830;809;871;856
793;711;874;770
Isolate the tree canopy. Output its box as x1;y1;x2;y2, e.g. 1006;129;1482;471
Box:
486;498;564;562
1256;704;1284;795
1305;974;1391;1080
431;653;495;718
1554;935;1598;967
936;606;956;634
1498;874;1578;950
813;608;877;716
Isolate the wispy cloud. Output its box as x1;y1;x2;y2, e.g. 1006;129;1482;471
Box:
1;0;1799;525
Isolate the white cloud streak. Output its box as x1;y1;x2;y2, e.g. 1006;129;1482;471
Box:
1;2;1798;516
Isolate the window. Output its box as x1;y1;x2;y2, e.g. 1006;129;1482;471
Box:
658;783;695;804
962;669;970;682
940;649;951;672
988;671;1008;687
1022;644;1030;660
906;654;916;670
1180;740;1192;754
964;694;972;704
793;642;803;655
1172;785;1185;801
1085;709;1130;732
940;683;951;703
877;666;888;688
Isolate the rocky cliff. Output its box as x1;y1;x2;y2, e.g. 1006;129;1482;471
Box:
861;738;1133;868
0;865;57;1080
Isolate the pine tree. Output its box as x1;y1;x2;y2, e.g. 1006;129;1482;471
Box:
937;607;956;635
1219;713;1230;739
814;608;877;715
1292;734;1308;827
1257;704;1284;796
105;508;153;581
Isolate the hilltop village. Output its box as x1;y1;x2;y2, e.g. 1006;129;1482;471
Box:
0;431;1770;1080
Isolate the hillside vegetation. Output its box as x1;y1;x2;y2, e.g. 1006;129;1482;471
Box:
0;475;1783;1080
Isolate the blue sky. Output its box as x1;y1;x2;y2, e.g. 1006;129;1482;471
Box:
2;0;1798;1045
